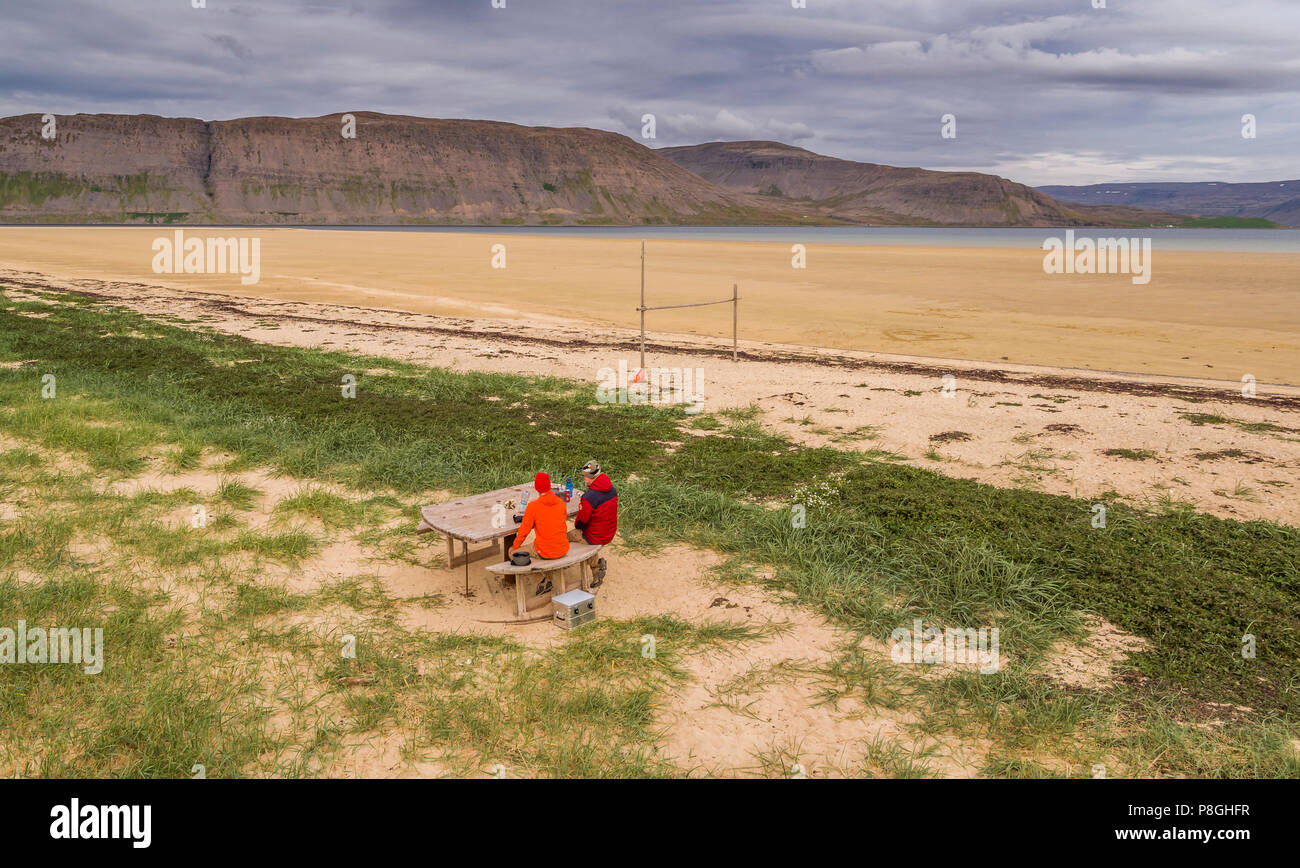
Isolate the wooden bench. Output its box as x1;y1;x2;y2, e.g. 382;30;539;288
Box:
486;544;602;617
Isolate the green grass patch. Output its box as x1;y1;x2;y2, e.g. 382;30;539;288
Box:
1103;448;1157;461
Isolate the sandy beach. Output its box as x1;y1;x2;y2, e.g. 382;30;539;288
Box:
2;226;1297;385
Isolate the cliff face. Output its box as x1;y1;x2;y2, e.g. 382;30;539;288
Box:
0;112;790;225
0;114;214;219
199;114;790;223
0;112;1178;226
659;140;1182;227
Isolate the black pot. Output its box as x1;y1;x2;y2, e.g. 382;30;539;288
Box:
511;551;532;567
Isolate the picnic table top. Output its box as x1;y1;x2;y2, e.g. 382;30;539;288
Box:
419;482;582;544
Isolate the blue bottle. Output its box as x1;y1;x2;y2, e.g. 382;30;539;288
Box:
565;477;574;502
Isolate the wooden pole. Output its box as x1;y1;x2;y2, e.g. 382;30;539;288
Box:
732;283;738;361
639;241;646;371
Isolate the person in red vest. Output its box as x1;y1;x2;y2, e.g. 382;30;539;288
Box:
571;461;618;545
510;472;570;560
569;461;616;585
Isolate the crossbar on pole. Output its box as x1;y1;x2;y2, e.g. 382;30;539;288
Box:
637;241;740;370
637;297;737;312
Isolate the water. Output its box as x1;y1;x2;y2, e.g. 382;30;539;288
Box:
299;225;1300;253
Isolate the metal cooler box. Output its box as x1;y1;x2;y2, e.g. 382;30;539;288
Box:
553;589;596;630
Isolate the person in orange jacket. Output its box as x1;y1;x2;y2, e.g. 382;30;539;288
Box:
510;472;571;560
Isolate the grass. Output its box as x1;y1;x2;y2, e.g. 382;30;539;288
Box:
274;486;367;527
0;531;279;776
1103;448;1157;461
2;286;1299;777
217;478;262;511
1181;412;1296;439
329;614;770;777
0;295;684;493
1214;481;1262;503
1175;216;1283;229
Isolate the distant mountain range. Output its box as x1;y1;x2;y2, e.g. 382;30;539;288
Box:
1038;181;1299;228
659;140;1183;227
0;111;1267;227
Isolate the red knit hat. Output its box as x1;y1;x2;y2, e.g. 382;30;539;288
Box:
533;472;551;493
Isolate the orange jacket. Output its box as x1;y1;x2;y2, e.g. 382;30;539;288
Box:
511;491;570;559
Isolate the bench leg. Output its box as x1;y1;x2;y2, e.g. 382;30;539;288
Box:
515;576;527;618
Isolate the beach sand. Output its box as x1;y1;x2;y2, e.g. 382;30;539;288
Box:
2;226;1297;384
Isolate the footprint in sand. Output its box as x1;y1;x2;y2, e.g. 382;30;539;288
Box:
882;328;972;342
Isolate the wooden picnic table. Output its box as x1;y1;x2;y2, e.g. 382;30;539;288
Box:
417;483;582;594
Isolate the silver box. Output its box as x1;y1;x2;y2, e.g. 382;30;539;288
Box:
553;589;596;630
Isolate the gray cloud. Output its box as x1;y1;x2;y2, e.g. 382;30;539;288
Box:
206;34;252;61
0;0;1294;184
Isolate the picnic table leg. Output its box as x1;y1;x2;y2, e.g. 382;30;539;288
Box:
446;537;455;567
463;540;470;596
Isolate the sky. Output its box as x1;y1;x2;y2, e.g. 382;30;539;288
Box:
1;0;1296;185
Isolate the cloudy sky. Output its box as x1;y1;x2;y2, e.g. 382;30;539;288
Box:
2;0;1296;185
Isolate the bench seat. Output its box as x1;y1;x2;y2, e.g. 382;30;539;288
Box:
486;544;602;616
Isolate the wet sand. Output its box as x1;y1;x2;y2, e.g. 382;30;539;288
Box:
1;226;1297;384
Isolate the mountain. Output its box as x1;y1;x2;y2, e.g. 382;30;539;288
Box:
1037;181;1300;228
658;140;1185;227
0;112;799;225
1;111;1179;226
